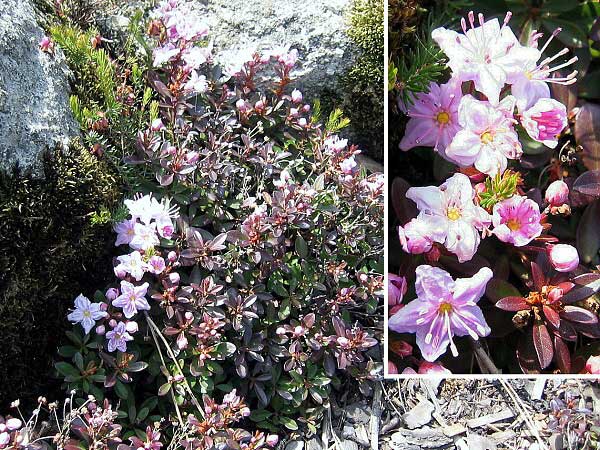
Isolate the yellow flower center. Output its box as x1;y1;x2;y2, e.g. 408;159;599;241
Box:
507;218;521;231
525;71;533;80
438;303;453;314
480;131;494;144
446;207;461;221
83;310;91;318
436;111;450;124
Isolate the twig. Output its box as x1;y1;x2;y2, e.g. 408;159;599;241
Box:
469;338;500;374
499;379;548;450
370;383;382;450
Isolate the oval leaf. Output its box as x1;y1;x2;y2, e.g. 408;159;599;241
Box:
562;305;598;324
573;170;600;197
533;323;554;369
575;103;600;171
496;296;529;312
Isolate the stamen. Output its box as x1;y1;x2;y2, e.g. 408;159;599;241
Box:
542;57;579;75
502;11;512;28
540;27;562;54
444;312;459;357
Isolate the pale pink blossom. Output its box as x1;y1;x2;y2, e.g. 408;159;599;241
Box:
399;79;461;154
115;251;147;281
418;361;452;374
548;244;579;273
106;321;134;353
112;281;151;318
432;11;539;105
398;215;446;255
291;89;303;103
388;274;407;307
153;43;180;67
445;95;522;176
129;222;160;250
148;255;166;274
510;28;578;111
151;119;165;132
388;265;493;362
585;355;600;374
521;98;567;148
181;46;210;70
67;294;107;334
324;135;348;154
184;70;208;94
39;36;54;53
491;195;543;246
114;218;136;246
404;173;491;262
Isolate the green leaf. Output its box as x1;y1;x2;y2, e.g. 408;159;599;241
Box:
250;409;272;422
544;0;578;12
114;381;129;400
55;362;80;378
295;235;308;259
279;416;298;431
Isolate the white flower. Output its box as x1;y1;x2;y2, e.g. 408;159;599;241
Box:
67;294;107;334
116;251;147;281
129;222;160;250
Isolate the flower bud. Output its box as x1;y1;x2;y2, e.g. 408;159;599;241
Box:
291;89;302;103
151;119;165;132
5;419;21;431
39;36;54;53
387;361;399;375
302;104;310;113
266;435;279;447
388;274;407;306
0;432;9;446
168;251;177;262
298;118;307;127
105;288;119;301
586;355;600;374
235;99;251;114
168;272;180;285
545;180;569;207
254;99;265;113
289;108;299;118
125;321;139;333
418;361;451;375
95;325;106;335
548;244;579;273
109;319;118;328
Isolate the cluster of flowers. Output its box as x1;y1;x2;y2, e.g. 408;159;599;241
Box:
388;11;597;373
60;0;382;437
0;392;277;450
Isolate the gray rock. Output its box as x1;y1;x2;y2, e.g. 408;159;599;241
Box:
0;0;79;174
195;0;356;97
285;441;304;450
344;402;371;424
402;399;435;430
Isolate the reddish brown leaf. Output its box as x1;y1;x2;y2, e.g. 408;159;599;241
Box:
577;199;600;265
561;305;598;324
573;170;600;197
496;296;529;312
517;331;542;374
543;305;561;329
530;262;545;291
575;103;600;171
533;323;554;369
553;336;571;374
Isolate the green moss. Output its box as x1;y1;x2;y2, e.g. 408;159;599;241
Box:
339;0;384;161
0;145;121;407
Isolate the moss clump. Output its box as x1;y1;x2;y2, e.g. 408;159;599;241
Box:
0;146;121;407
340;0;384;161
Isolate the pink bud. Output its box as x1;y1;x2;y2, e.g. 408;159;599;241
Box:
125;321;139;333
168;272;180;285
388;274;407;306
105;288;119;301
100;302;109;311
545;180;569;207
114;266;127;279
151;119;165;132
418;361;451;375
302;104;310;113
586;355;600;374
266;435;279;447
291;89;303;103
387;361;399;375
254;99;265;112
109;319;118;328
298;118;307;127
0;432;9;446
289;108;299;118
5;419;21;431
95;325;106;335
39;36;53;52
548;244;579;272
398;219;434;255
168;251;177;262
236;99;251;113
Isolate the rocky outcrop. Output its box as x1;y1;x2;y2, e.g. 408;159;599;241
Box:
0;0;79;174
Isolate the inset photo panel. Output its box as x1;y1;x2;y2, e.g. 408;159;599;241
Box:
386;1;600;375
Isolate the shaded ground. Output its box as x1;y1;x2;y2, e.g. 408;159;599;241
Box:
279;379;599;450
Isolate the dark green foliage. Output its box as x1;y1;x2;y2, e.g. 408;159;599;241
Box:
340;0;384;161
0;146;121;407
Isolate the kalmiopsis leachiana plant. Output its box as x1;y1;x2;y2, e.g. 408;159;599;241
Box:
388;10;600;375
42;0;383;444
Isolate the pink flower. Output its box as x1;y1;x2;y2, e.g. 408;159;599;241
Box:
236;99;251;113
404;173;491;262
148;255;166;274
67;294;108;334
112;281;151;318
432;12;539;105
418;361;451;375
388;265;493;362
115;251;147;281
445;95;522;176
181;46;210;70
388;274;407;307
39;36;54;53
106;321;134;352
184;70;208;94
129;222;160;250
545;179;569;207
114;218;136;246
510;28;578;111
291;89;303;103
521;98;567;149
491;195;543;246
548;244;579;273
398;216;446;255
151;119;165;132
399;79;462;153
585;355;600;374
152;43;180;67
388;361;399;375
